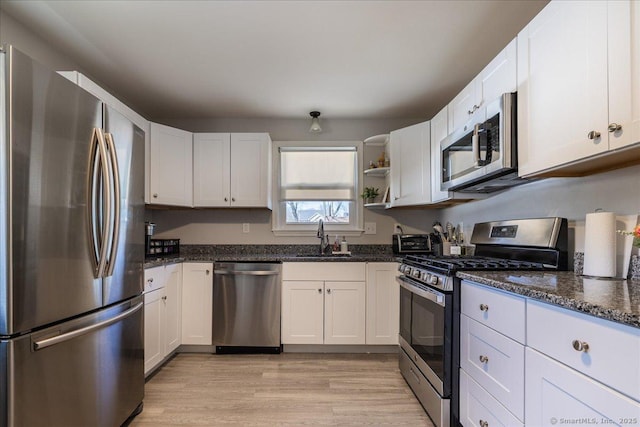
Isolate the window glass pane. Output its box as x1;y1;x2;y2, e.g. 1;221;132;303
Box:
285;201;351;224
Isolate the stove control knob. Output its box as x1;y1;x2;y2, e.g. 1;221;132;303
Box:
429;275;438;286
412;269;421;279
398;264;405;272
403;266;411;275
420;271;428;281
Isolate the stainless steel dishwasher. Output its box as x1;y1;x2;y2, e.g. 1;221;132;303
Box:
213;262;282;353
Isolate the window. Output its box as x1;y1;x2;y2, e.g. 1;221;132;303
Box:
273;141;363;235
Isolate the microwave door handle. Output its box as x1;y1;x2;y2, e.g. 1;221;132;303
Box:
472;123;481;167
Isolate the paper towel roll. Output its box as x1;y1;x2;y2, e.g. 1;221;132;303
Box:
583;211;617;277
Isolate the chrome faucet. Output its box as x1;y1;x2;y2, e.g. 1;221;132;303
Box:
317;219;330;255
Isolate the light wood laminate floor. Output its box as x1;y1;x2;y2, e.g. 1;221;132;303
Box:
130;353;434;426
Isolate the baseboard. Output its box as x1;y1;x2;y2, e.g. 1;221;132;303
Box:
282;344;399;354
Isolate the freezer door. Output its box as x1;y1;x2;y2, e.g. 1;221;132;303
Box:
1;46;103;336
0;296;144;427
102;106;144;306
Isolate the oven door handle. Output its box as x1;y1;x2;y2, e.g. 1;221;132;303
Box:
398;276;445;307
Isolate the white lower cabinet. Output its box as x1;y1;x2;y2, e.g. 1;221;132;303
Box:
525;348;640;426
181;262;214;345
143;264;182;376
281;262;367;345
460;280;640;427
460;281;525;423
281;279;365;345
365;262;399;345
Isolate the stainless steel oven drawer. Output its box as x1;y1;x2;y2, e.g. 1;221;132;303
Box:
399;349;450;427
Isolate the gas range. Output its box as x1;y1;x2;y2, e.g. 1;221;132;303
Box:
399;254;549;292
397;217;568;427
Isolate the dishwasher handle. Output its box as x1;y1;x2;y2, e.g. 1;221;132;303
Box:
214;269;280;276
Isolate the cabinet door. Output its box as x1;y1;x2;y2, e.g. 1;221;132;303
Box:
181;263;213;345
324;281;366;345
149;122;193;206
608;0;640;151
517;1;609;177
281;281;324;344
476;38;517;122
163;264;182;353
230;133;271;208
430;105;450;203
448;79;478;132
144;288;164;375
389;121;431;207
525;348;640;426
193;133;231;207
366;263;399;345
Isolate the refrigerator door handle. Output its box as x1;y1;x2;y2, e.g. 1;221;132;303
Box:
104;132;121;277
32;302;143;351
87;128;111;278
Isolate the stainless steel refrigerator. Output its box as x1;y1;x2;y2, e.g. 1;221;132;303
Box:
0;46;145;427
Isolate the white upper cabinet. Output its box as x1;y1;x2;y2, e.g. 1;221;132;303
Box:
389;121;431;207
448;38;517;133
193;133;271;208
430;105;451;203
517;0;640;177
149;123;193;206
193;133;231;207
230;133;272;208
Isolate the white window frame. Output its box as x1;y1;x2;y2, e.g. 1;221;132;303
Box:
272;140;364;237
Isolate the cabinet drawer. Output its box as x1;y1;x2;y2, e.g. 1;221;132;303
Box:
282;262;366;281
461;281;526;343
460;370;524;427
527;299;640;401
144;266;165;293
460;315;525;421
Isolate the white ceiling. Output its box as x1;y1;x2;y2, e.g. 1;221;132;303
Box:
1;0;548;121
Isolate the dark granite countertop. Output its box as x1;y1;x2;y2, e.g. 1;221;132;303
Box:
145;253;399;268
144;244;399;268
457;271;640;329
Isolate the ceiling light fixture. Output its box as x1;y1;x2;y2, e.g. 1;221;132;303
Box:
309;111;322;133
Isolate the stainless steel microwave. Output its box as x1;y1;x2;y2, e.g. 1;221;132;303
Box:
440;92;527;193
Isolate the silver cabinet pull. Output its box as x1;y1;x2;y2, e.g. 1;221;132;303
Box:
572;340;589;352
587;130;601;140
327;289;331;294
479;355;489;363
147;278;154;283
479;304;489;312
479;420;489;427
224;197;228;202
318;288;322;293
608;123;622;132
232;197;236;202
162;296;167;301
206;269;210;275
153;193;158;198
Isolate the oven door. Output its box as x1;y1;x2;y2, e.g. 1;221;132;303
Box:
440;92;515;192
398;275;452;398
